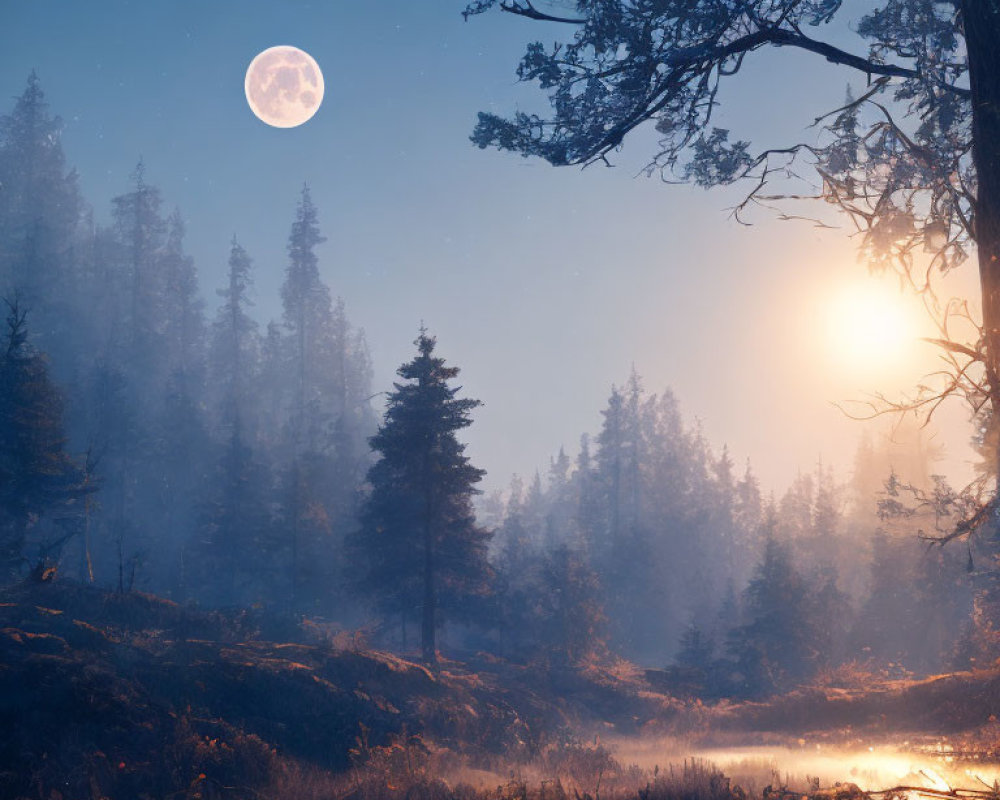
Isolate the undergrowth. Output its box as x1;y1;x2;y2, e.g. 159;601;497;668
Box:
261;734;757;800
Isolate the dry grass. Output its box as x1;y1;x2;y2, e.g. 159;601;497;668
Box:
260;737;757;800
9;579;1000;798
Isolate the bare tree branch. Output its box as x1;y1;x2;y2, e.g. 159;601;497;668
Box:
498;1;586;24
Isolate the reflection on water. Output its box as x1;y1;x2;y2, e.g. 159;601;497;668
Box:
607;739;1000;794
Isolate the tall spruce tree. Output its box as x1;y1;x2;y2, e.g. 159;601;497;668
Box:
0;73;82;333
281;184;332;446
277;186;338;612
153;210;208;593
210;237;259;437
111;160;167;378
198;240;270;606
353;331;491;663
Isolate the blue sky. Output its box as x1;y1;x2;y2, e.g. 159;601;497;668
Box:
1;1;977;493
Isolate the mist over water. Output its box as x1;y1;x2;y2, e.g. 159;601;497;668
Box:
607;738;1000;794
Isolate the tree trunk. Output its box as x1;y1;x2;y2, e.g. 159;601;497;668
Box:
964;1;1000;487
290;460;301;615
422;509;437;664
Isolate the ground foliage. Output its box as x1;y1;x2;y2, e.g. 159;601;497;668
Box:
6;580;1000;799
0;580;674;798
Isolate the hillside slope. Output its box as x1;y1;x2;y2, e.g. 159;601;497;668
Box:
5;580;1000;799
0;580;675;798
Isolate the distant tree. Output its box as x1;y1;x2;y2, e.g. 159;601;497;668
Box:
809;565;853;668
160;210;205;393
595;382;640;551
541;446;575;547
521;470;545;537
352;331;492;663
538;543;606;664
728;532;817;696
516;372;765;665
856;529;927;667
76;360;133;586
257;320;285;441
0;300;88;579
574;433;602;543
209;236;260;436
195;428;274;606
274;187;335;611
152;210;209;591
853;526;970;672
0;73;82;329
733;461;763;583
665;622;722;696
190;236;270;604
708;446;741;584
549;446;570;492
325;301;377;531
281;184;332;445
491;492;535;654
779;472;814;541
594;379;655;654
156;366;211;593
492;527;606;665
779;461;849;583
676;624;714;672
111;160;167;376
278;451;343;614
272;188;375;613
811;463;840;541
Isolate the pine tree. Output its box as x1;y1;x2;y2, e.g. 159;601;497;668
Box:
111;160;167;376
733;461;763;584
0;73;82;326
257;321;285;443
574;433;600;546
160;210;205;390
274;187;336;611
195;428;273;607
596;386;626;549
538;543;605;665
0;300;88;579
676;624;715;674
153;210;208;593
353;330;491;664
728;532;817;696
281;184;332;446
210;236;259;437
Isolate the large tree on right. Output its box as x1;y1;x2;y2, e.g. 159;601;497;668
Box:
464;2;998;532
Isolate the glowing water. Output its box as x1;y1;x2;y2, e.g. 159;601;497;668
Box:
608;739;1000;794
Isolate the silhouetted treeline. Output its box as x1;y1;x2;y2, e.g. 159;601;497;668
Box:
0;75;979;692
0;74;375;616
483;378;975;690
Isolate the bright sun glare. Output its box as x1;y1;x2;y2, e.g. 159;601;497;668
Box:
825;281;922;373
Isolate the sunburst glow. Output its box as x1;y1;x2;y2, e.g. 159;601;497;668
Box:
825;280;922;373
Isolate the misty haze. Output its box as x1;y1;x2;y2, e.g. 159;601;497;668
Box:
3;2;1000;800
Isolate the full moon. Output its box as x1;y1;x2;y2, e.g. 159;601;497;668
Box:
245;46;324;128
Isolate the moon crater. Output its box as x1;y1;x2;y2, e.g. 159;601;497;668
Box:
245;46;324;128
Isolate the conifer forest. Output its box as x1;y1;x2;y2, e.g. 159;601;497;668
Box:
5;3;1000;799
